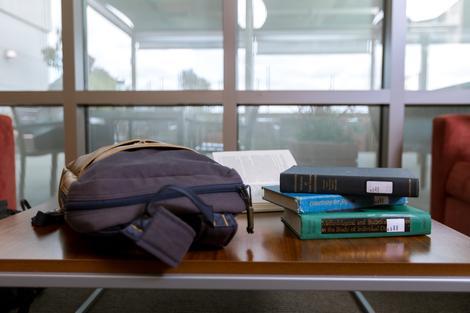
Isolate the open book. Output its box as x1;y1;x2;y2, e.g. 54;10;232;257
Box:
212;150;297;211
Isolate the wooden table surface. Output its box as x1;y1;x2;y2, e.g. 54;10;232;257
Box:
1;208;470;277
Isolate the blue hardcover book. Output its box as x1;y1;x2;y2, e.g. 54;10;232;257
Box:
262;185;408;213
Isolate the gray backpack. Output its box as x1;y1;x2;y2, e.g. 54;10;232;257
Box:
36;139;254;267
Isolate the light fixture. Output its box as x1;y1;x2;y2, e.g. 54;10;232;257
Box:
238;0;267;29
4;49;17;60
407;0;459;22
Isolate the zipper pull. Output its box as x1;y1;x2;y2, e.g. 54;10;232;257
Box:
240;185;254;233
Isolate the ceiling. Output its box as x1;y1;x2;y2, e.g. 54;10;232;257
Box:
94;0;381;32
91;0;470;52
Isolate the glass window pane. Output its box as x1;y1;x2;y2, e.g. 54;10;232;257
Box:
0;106;64;207
402;106;470;211
86;106;223;155
406;0;470;90
0;1;62;90
238;105;381;167
86;6;132;90
237;0;383;90
86;0;223;90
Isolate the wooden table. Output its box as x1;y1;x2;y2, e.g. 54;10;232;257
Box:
1;208;470;292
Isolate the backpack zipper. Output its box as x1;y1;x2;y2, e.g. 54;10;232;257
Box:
65;183;248;211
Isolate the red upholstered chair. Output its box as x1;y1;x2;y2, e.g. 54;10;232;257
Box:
431;114;470;236
0;115;16;210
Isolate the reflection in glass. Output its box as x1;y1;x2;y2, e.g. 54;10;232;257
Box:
402;106;470;211
86;0;223;90
87;6;132;90
238;105;380;167
0;106;64;207
86;106;223;155
237;0;384;90
406;0;470;90
0;1;62;90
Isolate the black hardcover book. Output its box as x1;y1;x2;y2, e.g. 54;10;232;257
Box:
279;166;419;197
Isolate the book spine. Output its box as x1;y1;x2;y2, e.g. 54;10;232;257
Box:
298;213;431;239
297;196;407;214
280;173;419;197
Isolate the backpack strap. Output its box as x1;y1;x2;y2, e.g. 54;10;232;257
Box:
31;210;64;227
121;185;238;267
122;184;214;267
144;185;214;224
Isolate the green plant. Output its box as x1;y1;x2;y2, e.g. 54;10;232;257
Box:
296;106;353;143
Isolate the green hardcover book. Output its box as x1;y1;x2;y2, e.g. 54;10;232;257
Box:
281;205;431;239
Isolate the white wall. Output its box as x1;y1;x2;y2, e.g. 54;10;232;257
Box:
0;0;51;90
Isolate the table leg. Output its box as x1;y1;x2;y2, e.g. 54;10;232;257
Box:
75;288;104;313
351;291;376;313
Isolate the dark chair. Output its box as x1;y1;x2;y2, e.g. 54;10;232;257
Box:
12;107;64;200
431;114;470;236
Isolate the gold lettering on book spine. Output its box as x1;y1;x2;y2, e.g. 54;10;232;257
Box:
322;218;388;234
321;178;338;192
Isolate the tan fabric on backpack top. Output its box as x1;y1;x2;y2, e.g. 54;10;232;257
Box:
58;139;192;211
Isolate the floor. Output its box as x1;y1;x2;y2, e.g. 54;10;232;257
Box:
22;288;470;313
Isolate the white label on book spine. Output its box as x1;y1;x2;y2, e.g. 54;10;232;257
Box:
386;218;405;232
366;181;393;194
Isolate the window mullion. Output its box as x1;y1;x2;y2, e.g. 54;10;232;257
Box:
223;0;238;151
382;0;407;167
62;0;85;161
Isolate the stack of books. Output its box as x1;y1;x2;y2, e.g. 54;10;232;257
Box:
262;166;432;239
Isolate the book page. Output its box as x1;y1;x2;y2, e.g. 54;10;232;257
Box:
213;150;297;211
